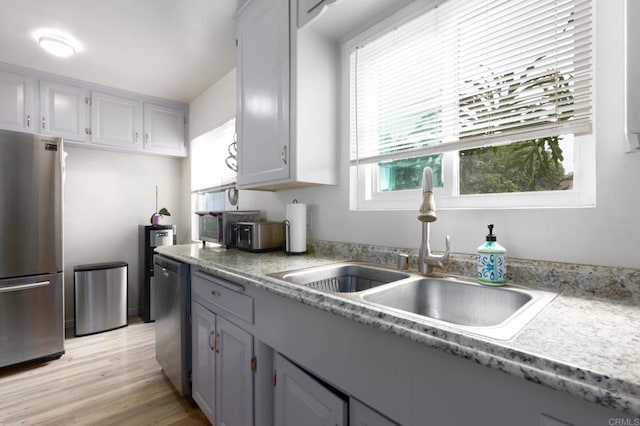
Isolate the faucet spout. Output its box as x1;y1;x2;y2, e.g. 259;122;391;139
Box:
418;167;437;222
417;166;451;275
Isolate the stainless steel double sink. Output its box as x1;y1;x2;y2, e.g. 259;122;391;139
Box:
268;262;558;340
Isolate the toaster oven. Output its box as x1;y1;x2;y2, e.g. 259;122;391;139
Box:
195;210;260;247
236;221;284;252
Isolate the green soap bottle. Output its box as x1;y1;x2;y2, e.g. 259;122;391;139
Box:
477;224;506;285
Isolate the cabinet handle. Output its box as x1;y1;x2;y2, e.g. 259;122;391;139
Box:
215;332;220;354
211;290;222;297
282;145;287;165
42;116;46;129
26;115;31;128
209;330;215;351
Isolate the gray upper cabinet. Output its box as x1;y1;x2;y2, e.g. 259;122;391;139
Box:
0;63;187;157
626;0;640;151
91;91;143;150
297;0;336;28
143;103;186;156
0;70;34;132
236;0;291;187
236;0;338;190
40;80;87;142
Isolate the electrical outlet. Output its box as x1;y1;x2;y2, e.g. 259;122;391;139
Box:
306;207;312;233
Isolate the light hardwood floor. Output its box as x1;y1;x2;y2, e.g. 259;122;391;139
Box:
0;318;209;426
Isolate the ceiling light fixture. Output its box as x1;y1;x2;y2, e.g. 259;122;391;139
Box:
38;34;76;58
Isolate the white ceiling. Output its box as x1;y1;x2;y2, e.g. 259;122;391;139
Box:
0;0;414;104
0;0;240;103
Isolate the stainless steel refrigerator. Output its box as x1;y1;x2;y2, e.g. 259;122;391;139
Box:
0;129;65;368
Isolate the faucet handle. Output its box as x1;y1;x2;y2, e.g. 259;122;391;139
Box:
443;235;451;263
397;253;409;270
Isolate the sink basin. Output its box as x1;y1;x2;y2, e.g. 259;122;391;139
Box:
269;262;557;340
268;262;410;293
361;277;558;340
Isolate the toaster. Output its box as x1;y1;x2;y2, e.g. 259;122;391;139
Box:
236;221;284;252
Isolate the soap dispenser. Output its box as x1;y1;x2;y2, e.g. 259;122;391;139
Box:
477;224;506;285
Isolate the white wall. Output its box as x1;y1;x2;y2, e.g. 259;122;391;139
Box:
63;145;184;323
191;1;637;270
263;0;639;270
190;69;237;139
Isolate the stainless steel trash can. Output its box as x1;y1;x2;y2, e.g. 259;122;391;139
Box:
74;261;128;336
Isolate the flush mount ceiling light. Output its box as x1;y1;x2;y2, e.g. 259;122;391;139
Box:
32;29;81;58
38;34;76;58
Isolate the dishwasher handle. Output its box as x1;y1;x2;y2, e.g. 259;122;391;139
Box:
154;255;189;276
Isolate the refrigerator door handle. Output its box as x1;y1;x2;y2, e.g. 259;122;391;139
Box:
0;281;50;293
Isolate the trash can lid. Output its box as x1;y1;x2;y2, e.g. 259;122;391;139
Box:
74;261;128;272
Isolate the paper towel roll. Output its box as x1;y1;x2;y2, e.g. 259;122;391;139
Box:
285;202;307;253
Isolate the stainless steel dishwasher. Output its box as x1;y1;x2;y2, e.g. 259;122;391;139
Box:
154;254;191;399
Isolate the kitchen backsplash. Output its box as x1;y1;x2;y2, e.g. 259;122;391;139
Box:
308;240;640;304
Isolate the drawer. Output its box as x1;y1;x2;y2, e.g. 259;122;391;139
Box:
192;270;254;326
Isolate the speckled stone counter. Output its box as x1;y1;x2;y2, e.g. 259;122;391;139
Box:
156;243;640;416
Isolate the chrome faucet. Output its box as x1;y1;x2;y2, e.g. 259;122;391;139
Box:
417;167;451;275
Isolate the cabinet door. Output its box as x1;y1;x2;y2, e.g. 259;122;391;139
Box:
143;103;186;156
350;398;398;426
274;353;347;426
0;70;34;132
40;80;87;141
216;316;254;426
91;91;142;149
192;302;216;423
236;0;290;187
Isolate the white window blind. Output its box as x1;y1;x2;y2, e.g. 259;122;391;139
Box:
190;118;237;191
350;0;593;165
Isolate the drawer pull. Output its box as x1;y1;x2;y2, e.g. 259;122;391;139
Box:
212;290;222;297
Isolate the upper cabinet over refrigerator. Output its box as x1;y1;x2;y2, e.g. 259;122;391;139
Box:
40;80;88;142
0;70;34;132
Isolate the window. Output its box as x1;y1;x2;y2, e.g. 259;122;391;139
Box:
190;117;237;240
348;0;594;210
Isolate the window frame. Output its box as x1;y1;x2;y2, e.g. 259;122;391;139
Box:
344;0;596;211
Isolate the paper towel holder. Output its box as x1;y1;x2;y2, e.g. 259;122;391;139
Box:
284;219;307;255
284;200;307;255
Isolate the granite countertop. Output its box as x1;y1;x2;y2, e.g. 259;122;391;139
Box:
156;244;640;415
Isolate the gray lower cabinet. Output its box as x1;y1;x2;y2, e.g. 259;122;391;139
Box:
350;398;398;426
274;353;347;426
216;315;254;426
191;269;273;426
192;300;254;426
187;265;633;426
192;301;216;420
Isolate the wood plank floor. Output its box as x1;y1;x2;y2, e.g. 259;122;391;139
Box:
0;318;209;426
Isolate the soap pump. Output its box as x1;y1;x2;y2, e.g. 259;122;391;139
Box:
477;224;506;285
